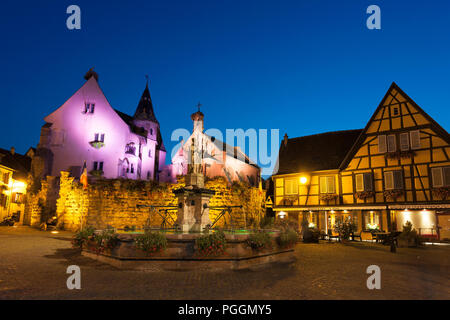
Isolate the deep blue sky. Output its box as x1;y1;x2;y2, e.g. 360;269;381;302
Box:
1;1;449;168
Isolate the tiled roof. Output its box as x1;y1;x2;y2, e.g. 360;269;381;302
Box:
275;129;363;175
0;148;32;180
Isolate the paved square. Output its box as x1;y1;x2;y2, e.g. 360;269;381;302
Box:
0;226;448;299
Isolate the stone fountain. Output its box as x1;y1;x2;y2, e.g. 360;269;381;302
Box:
173;138;215;232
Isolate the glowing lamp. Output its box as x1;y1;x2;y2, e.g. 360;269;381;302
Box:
299;176;308;184
278;211;287;219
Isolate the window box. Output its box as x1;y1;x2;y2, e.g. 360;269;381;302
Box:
384;150;416;160
383;190;404;200
356;191;375;200
89;170;104;177
319;194;338;202
432;187;450;201
282;195;297;206
89;141;105;149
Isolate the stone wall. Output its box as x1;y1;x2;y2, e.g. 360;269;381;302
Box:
55;172;266;231
23;176;59;227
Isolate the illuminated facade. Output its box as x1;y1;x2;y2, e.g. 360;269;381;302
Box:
32;70;166;181
162;110;261;186
0;148;30;223
272;83;450;241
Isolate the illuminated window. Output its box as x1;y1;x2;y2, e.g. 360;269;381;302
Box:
320;176;335;194
285;179;298;195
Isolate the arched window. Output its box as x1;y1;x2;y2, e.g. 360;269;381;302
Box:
125;142;136;155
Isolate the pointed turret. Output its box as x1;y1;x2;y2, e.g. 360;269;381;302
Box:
133;82;158;123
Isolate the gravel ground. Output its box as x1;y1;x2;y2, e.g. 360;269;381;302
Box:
0;226;449;300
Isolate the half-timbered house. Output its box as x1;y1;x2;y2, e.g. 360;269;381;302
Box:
272;83;450;241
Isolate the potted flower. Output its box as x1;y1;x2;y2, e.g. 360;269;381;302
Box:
135;231;168;256
195;230;227;256
383;190;404;200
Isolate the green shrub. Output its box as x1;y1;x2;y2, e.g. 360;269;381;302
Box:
278;228;298;247
195;230;226;256
135;231;168;255
334;220;357;240
259;216;275;229
71;226;95;248
398;221;421;247
247;231;272;250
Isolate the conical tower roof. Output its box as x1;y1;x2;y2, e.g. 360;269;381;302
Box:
133;82;158;123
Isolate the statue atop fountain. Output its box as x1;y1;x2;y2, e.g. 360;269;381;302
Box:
173;105;215;232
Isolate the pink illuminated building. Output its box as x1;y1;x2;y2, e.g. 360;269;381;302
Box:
33;70;166;180
161;109;261;186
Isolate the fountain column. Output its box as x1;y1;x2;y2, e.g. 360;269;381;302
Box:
173;108;215;232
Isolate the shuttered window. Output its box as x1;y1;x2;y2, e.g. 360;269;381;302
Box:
356;173;373;192
355;174;364;192
445;167;450;186
384;171;403;190
285;179;298;195
320;176;336;194
378;135;387;153
364;173;373;191
432;167;450;187
410;130;421;149
399;133;410;151
387;134;396;152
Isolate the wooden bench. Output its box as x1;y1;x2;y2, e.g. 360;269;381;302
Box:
350;232;362;241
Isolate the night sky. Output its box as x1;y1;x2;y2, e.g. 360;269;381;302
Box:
1;1;449;168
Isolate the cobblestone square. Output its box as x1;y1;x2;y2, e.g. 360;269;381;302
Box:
0;227;448;300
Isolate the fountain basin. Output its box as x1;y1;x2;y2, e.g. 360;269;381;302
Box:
81;231;296;271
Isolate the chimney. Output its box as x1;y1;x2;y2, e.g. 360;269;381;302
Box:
10;147;15;155
283;133;288;146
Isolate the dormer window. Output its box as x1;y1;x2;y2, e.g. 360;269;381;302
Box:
84;103;95;114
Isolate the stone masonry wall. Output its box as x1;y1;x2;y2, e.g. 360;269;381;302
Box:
23;176;59;227
55;172;266;231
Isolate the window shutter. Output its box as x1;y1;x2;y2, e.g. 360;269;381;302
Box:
399;133;409;151
410;130;421;149
355;174;364;192
444;167;450;186
387;135;396;152
431;168;443;187
364;173;373;191
320;177;327;194
327;176;335;193
378;135;387;153
384;171;394;190
393;171;403;189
